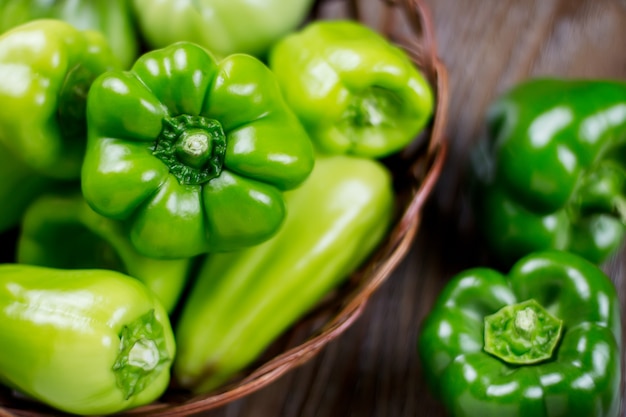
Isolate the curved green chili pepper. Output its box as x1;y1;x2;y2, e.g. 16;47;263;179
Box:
81;42;315;259
174;154;395;393
269;20;434;158
472;78;626;265
0;264;176;415
418;250;622;417
16;191;194;313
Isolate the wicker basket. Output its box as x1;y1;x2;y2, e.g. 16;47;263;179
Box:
0;0;447;415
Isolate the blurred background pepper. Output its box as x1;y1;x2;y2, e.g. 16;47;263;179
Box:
0;0;139;68
471;78;626;266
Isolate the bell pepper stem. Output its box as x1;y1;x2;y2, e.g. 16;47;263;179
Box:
513;305;538;337
153;114;226;185
343;87;398;130
483;299;563;365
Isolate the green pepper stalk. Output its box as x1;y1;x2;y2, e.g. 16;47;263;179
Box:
0;0;139;68
268;20;434;158
0;19;119;233
418;250;622;417
174;154;395;393
472;78;626;265
81;42;315;259
16;191;194;313
131;0;315;59
0;264;176;415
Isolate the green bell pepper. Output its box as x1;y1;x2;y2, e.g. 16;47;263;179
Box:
131;0;314;59
472;78;626;266
0;19;119;232
0;264;176;415
174;154;395;393
0;0;139;68
81;41;315;259
268;20;434;158
418;250;622;417
16;191;194;313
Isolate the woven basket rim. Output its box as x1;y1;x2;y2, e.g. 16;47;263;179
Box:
0;0;448;415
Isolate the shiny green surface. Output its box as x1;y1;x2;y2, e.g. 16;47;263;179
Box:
0;19;119;179
81;42;315;259
0;264;176;415
174;154;395;393
0;20;118;232
269;20;434;158
0;0;138;68
418;250;622;417
131;0;314;59
472;78;626;265
16;192;194;313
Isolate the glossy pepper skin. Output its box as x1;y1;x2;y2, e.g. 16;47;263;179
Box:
131;0;314;59
418;250;622;417
0;19;119;232
0;0;139;68
16;191;194;313
472;78;626;266
268;20;434;158
174;155;395;393
0;264;176;415
81;42;315;259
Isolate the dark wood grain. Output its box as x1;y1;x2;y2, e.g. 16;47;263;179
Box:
199;1;626;416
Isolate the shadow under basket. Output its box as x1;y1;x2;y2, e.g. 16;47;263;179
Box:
0;0;448;415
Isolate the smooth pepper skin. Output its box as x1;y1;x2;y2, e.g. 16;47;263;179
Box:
0;264;176;415
0;19;119;178
81;42;315;259
0;19;119;232
268;20;434;158
174;155;395;393
0;0;139;68
418;250;622;417
16;191;194;313
472;78;626;266
131;0;314;59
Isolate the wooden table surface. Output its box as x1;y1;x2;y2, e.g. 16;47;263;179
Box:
199;1;626;415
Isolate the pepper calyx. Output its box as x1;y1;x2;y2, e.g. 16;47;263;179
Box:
153;114;227;185
112;309;171;400
483;299;563;365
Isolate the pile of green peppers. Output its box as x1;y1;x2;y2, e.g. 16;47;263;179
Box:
418;79;625;417
0;4;435;416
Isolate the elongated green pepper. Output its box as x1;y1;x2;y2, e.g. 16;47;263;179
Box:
0;264;176;415
81;41;315;259
0;19;119;232
174;154;395;393
418;250;622;417
16;191;194;313
0;0;139;68
269;20;434;158
472;78;626;265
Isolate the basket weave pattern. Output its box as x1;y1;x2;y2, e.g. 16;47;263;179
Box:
0;0;448;415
